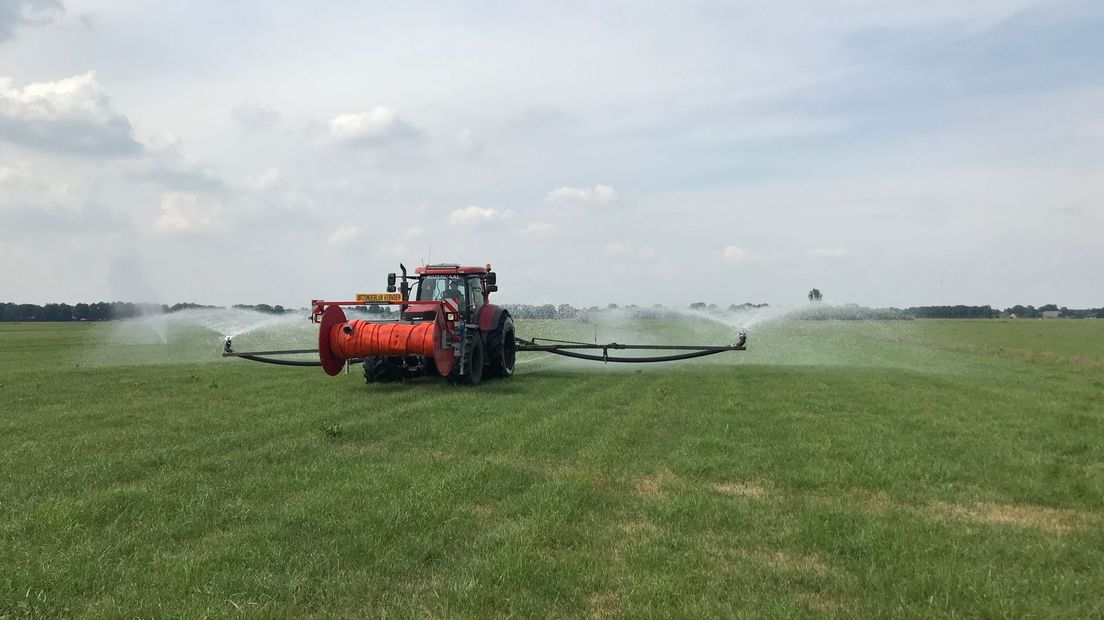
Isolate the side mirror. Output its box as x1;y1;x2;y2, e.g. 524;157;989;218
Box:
387;273;396;286
486;272;497;286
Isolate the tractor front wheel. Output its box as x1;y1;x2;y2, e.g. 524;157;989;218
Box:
363;356;401;383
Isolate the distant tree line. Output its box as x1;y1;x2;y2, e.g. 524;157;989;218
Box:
2;300;1100;322
1000;304;1101;319
794;304;1102;320
901;304;1101;319
348;305;397;316
1;302;166;322
904;305;998;319
0;302;302;322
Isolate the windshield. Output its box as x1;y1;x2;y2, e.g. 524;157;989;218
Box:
416;275;466;305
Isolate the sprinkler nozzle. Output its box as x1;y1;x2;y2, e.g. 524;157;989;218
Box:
224;337;232;353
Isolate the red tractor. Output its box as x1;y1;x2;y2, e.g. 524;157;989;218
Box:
347;262;512;385
223;262;746;385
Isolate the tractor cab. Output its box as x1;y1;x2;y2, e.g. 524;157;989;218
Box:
417;275;474;317
394;263;498;323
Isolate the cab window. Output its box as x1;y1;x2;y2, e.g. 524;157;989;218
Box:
417;276;464;305
467;276;484;317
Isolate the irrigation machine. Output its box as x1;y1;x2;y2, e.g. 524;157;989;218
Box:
223;263;747;385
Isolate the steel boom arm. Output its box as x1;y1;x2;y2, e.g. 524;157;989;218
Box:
513;331;746;363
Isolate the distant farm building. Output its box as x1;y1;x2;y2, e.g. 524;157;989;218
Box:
1041;310;1063;319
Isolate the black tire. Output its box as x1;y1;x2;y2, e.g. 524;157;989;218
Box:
448;334;484;385
363;356;401;383
486;315;516;379
421;355;439;376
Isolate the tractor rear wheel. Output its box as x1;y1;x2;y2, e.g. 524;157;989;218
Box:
363;356;401;383
449;334;484;385
486;315;516;378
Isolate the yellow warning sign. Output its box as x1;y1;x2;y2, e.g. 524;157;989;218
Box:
356;292;402;302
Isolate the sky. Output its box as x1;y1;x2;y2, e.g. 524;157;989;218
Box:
0;0;1101;309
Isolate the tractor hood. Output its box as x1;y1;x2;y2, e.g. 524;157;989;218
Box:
404;301;440;321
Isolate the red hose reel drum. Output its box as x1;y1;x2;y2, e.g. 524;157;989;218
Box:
317;305;455;377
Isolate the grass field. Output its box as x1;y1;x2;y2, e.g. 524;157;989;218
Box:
2;317;1103;617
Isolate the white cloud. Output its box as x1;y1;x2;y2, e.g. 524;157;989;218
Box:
0;160;72;210
373;242;408;257
0;0;63;42
450;205;501;225
0;72;141;155
546;184;616;205
328;225;360;247
0;160;47;193
129;133;225;192
253;167;280;189
719;245;773;262
154;192;222;234
131;160;224;193
508;105;574;129
456;128;484;156
143;132;181;154
329;107;420;145
805;247;848;258
231;102;280;132
521;221;558;234
721;245;750;261
371;227;428;257
605;241;656;261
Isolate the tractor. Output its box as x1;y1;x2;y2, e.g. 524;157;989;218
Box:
356;262;511;385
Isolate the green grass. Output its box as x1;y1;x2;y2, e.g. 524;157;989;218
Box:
2;318;1103;617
